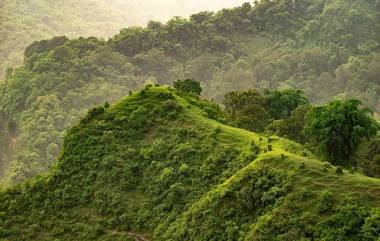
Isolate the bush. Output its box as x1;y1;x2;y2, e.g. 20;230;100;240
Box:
362;208;380;240
173;79;202;96
318;191;334;213
336;166;344;175
250;140;260;154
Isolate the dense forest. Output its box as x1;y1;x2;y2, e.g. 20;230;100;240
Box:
0;0;246;78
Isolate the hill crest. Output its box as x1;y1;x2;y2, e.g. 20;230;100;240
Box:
1;85;379;240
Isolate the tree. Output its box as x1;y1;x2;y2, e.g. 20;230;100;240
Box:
173;79;202;96
264;89;309;120
267;105;311;143
223;89;269;132
306;99;378;166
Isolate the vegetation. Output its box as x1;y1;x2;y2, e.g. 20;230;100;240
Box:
173;79;202;96
223;89;270;132
223;88;309;132
0;86;379;240
0;0;244;78
0;0;379;189
0;1;379;239
306;99;378;166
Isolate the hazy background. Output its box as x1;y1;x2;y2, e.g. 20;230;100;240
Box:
0;0;248;78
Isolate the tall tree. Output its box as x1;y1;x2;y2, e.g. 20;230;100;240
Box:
264;89;309;120
223;89;269;132
306;99;378;166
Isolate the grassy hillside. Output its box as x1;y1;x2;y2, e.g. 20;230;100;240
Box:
0;86;379;240
1;0;380;184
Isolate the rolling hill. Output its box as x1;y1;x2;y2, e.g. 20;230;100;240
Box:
1;0;380;187
0;86;379;240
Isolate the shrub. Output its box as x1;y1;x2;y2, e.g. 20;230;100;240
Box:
323;162;332;169
173;79;202;96
318;191;334;213
268;145;273;151
250;140;260;154
336;166;344;175
157;92;174;100
362;208;380;240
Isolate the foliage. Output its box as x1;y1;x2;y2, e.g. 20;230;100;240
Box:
355;135;380;178
0;86;379;241
1;0;380;183
0;0;241;78
0;37;141;184
264;89;309;120
173;79;202;96
267;105;311;143
306;99;378;166
223;88;309;133
223;89;269;132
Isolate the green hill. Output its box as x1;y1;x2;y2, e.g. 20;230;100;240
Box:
0;86;379;240
1;0;380;186
0;0;246;79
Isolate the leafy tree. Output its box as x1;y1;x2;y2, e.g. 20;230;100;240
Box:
354;135;380;178
267;105;311;143
362;208;380;240
173;79;202;96
264;89;309;120
306;99;378;166
223;89;269;132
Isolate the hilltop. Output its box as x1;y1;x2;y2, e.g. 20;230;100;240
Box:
0;86;379;240
1;0;380;184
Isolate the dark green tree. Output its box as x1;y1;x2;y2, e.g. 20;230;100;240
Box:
223;89;269;132
306;99;378;166
267;105;311;143
264;89;309;120
173;79;203;96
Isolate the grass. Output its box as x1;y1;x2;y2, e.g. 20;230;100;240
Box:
117;85;380;207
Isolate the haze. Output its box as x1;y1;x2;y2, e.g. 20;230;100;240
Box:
0;0;248;78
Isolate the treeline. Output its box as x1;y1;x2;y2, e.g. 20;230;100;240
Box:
1;0;380;184
0;0;240;79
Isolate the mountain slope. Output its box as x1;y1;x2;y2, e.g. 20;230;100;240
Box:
0;86;379;240
0;0;247;78
1;0;380;184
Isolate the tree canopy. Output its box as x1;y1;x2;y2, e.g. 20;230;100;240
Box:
223;89;269;132
265;89;309;120
173;79;203;96
306;99;378;166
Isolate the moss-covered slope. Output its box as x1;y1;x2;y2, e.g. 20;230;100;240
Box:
0;86;379;240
